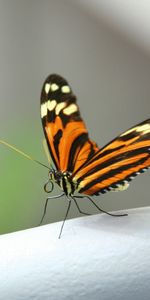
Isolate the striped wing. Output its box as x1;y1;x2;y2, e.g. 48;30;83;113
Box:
73;119;150;195
40;74;99;172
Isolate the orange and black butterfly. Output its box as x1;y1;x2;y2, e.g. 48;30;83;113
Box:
40;74;150;234
1;74;150;236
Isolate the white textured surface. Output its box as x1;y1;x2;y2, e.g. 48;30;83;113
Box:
0;207;150;300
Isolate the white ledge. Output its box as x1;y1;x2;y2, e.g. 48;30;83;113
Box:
0;207;150;300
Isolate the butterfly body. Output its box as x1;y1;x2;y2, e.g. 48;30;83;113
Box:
41;74;150;198
49;169;76;196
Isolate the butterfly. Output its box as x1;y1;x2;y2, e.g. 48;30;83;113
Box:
1;74;150;237
40;74;150;235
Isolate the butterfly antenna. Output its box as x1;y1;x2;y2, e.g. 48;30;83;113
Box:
0;139;49;170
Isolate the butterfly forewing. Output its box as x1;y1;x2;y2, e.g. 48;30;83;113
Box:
40;74;99;173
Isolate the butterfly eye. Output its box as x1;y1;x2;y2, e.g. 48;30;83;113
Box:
48;170;54;180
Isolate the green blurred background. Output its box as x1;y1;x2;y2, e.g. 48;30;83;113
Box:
0;0;150;234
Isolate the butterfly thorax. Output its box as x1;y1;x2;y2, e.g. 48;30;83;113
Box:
49;169;76;196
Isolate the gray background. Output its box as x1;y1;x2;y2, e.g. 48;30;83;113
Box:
0;0;150;233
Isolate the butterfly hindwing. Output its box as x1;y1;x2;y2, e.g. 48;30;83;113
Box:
73;119;150;195
40;74;99;173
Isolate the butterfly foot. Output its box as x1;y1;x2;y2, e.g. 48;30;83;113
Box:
109;212;128;217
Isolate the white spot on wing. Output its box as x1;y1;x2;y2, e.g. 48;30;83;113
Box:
51;83;59;92
45;83;51;94
111;182;129;192
41;103;47;118
55;102;66;115
63;104;78;115
137;124;150;134
47;100;57;111
61;85;71;93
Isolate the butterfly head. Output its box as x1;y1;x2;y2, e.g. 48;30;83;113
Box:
48;169;62;183
44;169;63;194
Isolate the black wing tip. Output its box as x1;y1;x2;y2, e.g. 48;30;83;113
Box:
127;118;150;127
43;74;69;86
40;73;72;105
140;118;150;124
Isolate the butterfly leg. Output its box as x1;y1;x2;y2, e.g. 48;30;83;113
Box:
39;193;65;226
71;196;91;216
75;195;128;217
87;196;128;217
58;199;71;239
